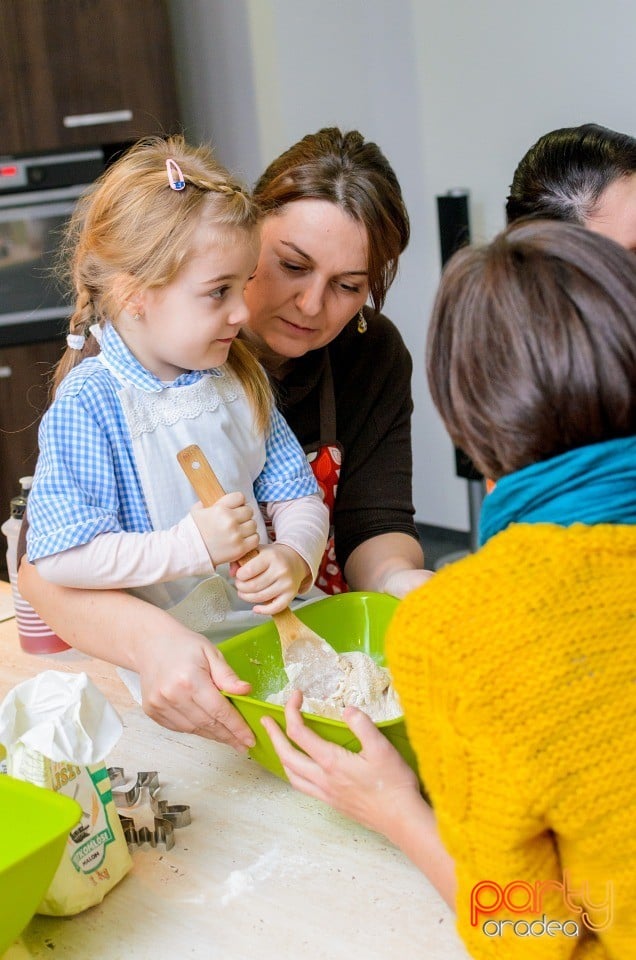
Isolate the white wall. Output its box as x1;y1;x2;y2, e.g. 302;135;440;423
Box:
168;0;636;531
167;0;261;182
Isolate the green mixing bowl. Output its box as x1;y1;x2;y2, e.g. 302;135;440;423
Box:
0;775;82;954
218;591;419;781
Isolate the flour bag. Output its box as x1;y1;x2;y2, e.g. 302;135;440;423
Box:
0;670;132;914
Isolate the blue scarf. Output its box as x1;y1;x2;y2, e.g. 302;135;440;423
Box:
479;436;636;546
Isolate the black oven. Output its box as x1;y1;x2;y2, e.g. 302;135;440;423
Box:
0;146;126;347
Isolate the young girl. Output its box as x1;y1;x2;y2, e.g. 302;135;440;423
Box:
26;136;328;640
263;220;636;957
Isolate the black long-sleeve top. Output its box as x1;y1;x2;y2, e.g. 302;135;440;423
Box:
272;310;420;572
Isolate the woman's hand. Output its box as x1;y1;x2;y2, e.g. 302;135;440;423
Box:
382;567;435;599
232;544;310;614
261;690;421;834
137;632;256;751
345;533;434;599
17;558;256;752
262;691;456;907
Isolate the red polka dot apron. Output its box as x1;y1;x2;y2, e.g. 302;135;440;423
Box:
263;356;348;594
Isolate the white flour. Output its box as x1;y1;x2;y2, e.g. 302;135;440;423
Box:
268;651;402;721
221;848;322;905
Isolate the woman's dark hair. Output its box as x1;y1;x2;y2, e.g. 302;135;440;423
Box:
426;219;636;480
253;127;410;315
506;123;636;224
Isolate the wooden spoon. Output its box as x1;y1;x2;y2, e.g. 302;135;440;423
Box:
176;444;342;683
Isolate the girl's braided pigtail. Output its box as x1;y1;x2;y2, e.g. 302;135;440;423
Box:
50;288;101;401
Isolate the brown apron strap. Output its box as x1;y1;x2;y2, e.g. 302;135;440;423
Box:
318;351;337;445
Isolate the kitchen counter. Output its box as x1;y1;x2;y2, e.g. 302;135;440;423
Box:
0;581;468;960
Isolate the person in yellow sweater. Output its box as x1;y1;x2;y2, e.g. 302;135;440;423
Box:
262;219;636;958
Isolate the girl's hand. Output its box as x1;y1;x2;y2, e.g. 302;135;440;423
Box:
191;493;259;566
261;690;421;835
232;544;310;613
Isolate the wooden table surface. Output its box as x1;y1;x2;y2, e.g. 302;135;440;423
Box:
0;581;468;960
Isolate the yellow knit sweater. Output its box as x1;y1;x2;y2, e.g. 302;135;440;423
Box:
386;524;636;959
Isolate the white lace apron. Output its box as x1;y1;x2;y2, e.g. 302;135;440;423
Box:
111;366;272;642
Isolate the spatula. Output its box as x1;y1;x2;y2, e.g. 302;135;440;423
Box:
177;444;342;692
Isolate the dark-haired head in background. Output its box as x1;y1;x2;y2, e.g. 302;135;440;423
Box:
506;123;636;250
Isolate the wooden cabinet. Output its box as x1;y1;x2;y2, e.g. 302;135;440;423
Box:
0;0;180;156
0;337;63;578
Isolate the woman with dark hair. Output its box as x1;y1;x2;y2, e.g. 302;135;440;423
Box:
265;220;636;957
244;128;420;597
506;122;636;249
19;128;430;746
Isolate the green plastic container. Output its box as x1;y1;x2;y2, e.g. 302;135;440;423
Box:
0;775;82;954
218;592;419;781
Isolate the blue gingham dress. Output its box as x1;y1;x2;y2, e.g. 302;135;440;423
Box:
27;322;318;631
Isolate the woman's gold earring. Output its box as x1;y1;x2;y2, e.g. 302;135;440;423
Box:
357;309;368;334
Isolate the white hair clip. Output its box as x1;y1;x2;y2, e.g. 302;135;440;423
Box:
166;158;186;191
66;333;85;351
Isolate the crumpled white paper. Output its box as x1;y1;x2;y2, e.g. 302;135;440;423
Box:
0;670;122;763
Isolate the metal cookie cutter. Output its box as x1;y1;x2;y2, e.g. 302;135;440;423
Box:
108;767;191;852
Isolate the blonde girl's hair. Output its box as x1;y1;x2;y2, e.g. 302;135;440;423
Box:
53;135;272;432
